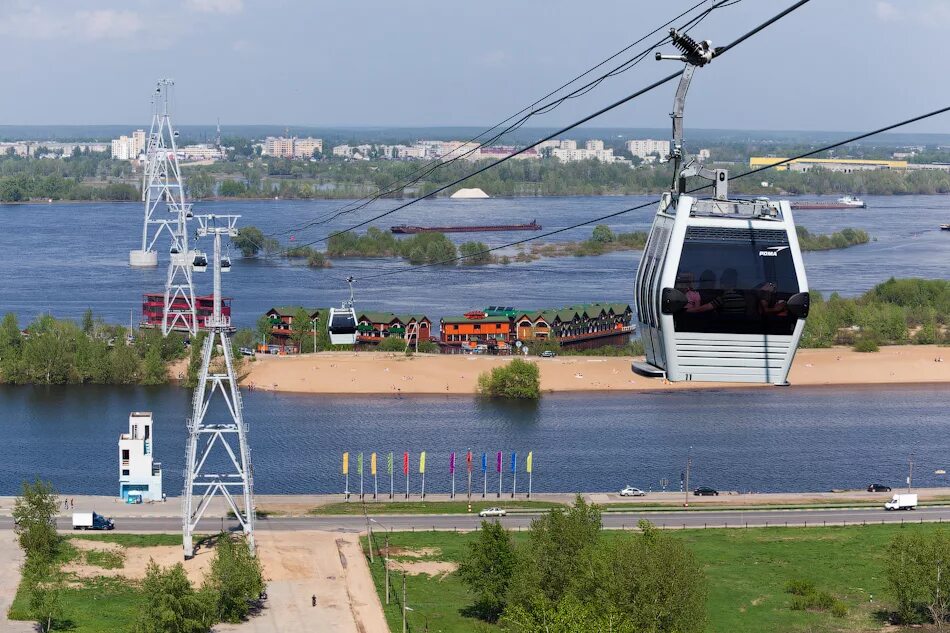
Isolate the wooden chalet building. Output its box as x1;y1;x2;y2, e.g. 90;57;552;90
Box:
142;293;232;333
356;312;432;345
263;306;326;353
515;302;634;347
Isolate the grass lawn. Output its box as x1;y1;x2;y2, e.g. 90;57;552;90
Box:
362;523;944;633
309;499;564;515
8;533;203;632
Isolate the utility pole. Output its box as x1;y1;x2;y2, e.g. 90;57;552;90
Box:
384;533;390;605
181;214;255;558
684;447;692;508
908;454;915;493
311;318;317;354
402;573;408;633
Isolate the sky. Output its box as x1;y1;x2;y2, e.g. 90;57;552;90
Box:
0;0;948;134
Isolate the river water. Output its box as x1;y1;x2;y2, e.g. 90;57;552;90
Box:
0;195;947;496
2;384;948;497
1;194;948;327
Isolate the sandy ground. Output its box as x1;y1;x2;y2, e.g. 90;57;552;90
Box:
216;531;388;633
237;346;950;395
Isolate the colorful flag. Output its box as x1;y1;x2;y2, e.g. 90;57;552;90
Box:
388;452;394;475
467;451;473;473
481;452;487;473
526;451;533;474
511;451;517;473
371;452;377;476
419;451;426;474
496;451;502;473
357;452;364;476
342;452;349;475
403;452;409;475
449;452;456;474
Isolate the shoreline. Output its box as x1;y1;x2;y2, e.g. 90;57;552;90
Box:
237;345;950;396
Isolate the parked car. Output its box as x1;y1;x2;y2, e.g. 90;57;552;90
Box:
239;347;256;357
540;350;557;358
867;483;892;492
72;511;114;530
885;493;917;511
693;487;719;496
619;486;646;497
478;507;507;518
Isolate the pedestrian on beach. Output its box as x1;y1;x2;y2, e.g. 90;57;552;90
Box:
70;498;74;509
311;594;316;607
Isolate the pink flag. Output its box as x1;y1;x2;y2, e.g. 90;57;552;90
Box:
449;452;456;474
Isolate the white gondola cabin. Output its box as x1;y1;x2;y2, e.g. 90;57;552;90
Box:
633;194;809;384
631;28;809;385
327;276;358;345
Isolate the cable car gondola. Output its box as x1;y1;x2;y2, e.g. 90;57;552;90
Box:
192;251;208;272
632;30;809;385
221;256;231;272
327;276;358;345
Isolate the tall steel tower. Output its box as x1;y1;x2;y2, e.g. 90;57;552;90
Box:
131;80;199;335
181;214;255;558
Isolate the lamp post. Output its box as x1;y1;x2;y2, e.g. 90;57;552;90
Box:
684;446;692;508
908;454;915;493
402;574;410;633
370;519;391;604
310;318;317;354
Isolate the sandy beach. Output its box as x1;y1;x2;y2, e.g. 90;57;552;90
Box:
236;345;950;395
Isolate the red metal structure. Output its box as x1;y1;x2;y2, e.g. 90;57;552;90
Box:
142;293;232;332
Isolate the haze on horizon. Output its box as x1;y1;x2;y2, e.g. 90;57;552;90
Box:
1;0;948;135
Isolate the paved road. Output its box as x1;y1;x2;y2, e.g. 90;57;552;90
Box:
6;505;950;533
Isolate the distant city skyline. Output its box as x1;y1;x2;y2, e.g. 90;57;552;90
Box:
1;1;948;134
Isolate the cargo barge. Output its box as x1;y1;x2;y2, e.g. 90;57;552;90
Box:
390;220;541;234
790;195;866;210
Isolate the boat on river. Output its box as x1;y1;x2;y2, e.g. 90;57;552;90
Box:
790;196;866;210
390;220;541;234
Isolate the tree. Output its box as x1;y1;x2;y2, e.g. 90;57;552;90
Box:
255;315;271;348
458;520;517;621
231;227;278;258
459;241;492;265
22;557;64;633
201;535;264;623
477;358;541;399
507;495;602;609
12;479;60;563
591;224;615;243
137;560;213;633
142;345;167;385
503;595;634;633
290;308;314;353
81;308;94;334
887;529;950;626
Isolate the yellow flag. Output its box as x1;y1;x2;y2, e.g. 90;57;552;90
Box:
419;451;426;474
371;452;377;476
342;452;349;475
526;451;533;474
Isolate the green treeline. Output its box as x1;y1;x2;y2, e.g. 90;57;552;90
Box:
802;278;950;349
0;152;138;202
326;227;458;264
795;226;870;251
457;498;706;630
191;156;950;199
0;311;186;385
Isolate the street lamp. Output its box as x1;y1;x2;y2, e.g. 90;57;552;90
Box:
684;446;692;508
371;518;392;605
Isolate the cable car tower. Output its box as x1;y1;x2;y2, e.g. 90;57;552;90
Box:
141;80;199;334
633;30;809;385
181;214;255;558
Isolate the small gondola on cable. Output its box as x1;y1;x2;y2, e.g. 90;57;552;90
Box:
632;30;809;385
327;276;358;345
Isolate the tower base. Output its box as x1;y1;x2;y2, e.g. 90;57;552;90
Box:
129;250;158;267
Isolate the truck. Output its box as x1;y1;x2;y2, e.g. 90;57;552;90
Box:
884;493;918;511
72;512;115;530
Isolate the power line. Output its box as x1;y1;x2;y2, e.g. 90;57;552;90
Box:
267;0;729;238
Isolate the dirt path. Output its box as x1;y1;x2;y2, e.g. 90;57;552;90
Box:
0;531;37;632
217;530;387;633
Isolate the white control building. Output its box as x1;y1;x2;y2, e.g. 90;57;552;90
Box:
119;412;163;502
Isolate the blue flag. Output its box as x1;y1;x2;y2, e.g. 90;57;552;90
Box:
481;452;487;473
511;451;517;473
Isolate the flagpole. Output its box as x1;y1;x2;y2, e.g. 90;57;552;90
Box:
451;452;456;499
497;452;502;499
511;451;517;499
360;452;364;501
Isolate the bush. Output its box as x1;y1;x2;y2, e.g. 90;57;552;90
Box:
853;337;880;352
785;578;816;596
477;358;541;399
202;534;264;623
377;336;407;352
417;340;440;353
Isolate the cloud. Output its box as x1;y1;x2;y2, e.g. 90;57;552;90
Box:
0;7;144;41
185;0;244;14
874;1;899;21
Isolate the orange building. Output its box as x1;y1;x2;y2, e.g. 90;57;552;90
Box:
440;311;514;353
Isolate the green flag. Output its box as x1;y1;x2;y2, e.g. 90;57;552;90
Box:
357;452;364;475
387;451;393;475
